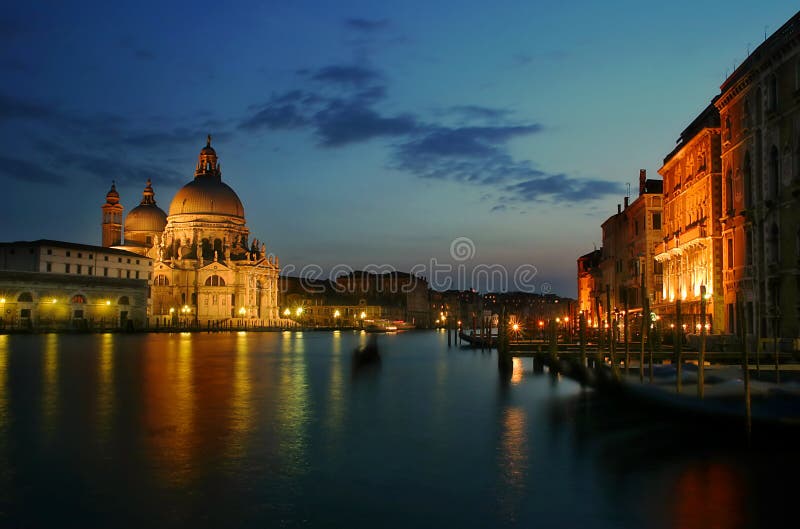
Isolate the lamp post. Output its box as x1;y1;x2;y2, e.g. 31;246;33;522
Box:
360;311;366;330
296;306;304;329
170;307;176;328
239;306;246;328
333;309;340;329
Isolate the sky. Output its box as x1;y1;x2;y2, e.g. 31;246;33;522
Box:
1;1;797;297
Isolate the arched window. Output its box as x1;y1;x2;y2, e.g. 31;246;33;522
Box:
769;146;780;199
17;292;33;302
768;74;778;112
71;294;86;304
769;223;780;265
743;151;753;207
118;296;130;306
205;275;225;286
154;274;169;286
725;169;733;213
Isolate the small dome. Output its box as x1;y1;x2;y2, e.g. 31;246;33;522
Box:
168;178;245;218
105;182;120;204
125;203;167;233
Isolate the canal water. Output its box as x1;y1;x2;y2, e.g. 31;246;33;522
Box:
0;331;795;528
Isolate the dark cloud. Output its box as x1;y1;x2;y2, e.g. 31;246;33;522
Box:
314;103;418;147
446;105;512;122
0;93;58;121
305;64;382;87
398;125;541;159
0;156;65;184
239;61;617;206
345;18;390;33
504;175;625;203
135;49;156;61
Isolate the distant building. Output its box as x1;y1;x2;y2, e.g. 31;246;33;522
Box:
279;271;430;328
0;240;150;330
655;103;723;332
598;170;663;330
577;249;602;327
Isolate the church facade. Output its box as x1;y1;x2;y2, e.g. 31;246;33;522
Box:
102;137;282;326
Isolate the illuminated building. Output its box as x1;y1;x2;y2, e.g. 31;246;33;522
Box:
103;137;284;326
576;249;601;326
598;171;663;328
0;240;150;329
715;11;800;344
655;103;723;332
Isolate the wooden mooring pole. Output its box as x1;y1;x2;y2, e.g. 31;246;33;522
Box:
698;286;706;399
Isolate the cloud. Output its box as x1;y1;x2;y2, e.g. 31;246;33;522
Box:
0;156;65;184
239;61;619;206
0;93;58;121
135;49;156;61
314;103;418;147
446;105;513;122
304;64;382;87
345;18;390;33
504;175;625;203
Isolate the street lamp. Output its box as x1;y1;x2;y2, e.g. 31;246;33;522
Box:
333;309;340;328
360;311;366;329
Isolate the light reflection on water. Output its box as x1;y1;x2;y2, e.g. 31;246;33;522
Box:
0;331;795;528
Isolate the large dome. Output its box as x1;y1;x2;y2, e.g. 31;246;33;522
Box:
168;137;245;219
168;178;245;218
126;203;167;232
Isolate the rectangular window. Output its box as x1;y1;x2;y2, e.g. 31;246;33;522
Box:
21;309;31;318
727;239;734;269
77;264;82;274
118;258;122;263
78;252;82;258
104;267;108;277
89;254;93;259
65;264;71;273
46;262;51;272
118;270;122;278
135;271;140;279
127;258;131;264
653;213;661;230
104;256;109;262
66;251;71;257
126;270;131;278
88;266;93;275
47;249;52;255
136;259;140;265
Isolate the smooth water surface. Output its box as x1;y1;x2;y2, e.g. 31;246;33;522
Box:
0;331;794;528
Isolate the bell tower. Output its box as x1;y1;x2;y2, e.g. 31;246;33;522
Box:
102;181;124;246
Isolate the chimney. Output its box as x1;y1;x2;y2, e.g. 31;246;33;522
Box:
617;204;621;214
624;196;629;209
639;169;647;196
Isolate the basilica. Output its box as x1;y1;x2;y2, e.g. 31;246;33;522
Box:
101;136;282;326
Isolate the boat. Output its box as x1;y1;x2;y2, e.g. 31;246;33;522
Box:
353;335;380;367
458;329;498;347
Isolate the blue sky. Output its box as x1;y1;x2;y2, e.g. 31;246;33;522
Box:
1;1;796;296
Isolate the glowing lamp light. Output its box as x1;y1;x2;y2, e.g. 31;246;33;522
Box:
564;317;569;323
334;310;340;318
51;298;57;304
283;308;291;316
0;298;5;303
360;312;366;319
512;323;520;332
105;300;111;305
239;307;246;316
538;321;544;327
170;307;175;314
296;307;303;316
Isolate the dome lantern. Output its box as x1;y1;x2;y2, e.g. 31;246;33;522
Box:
195;134;221;180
